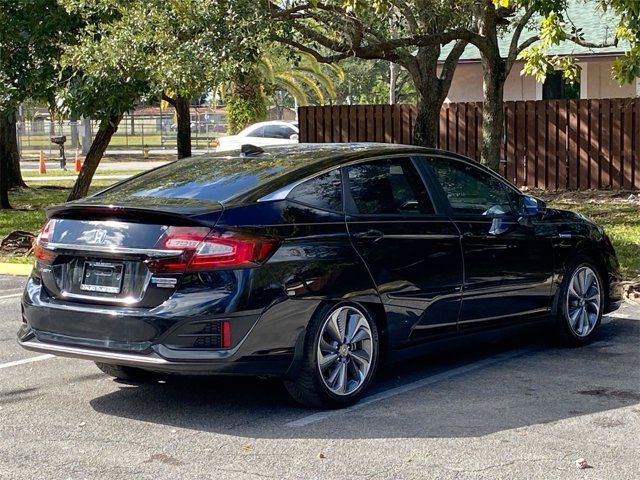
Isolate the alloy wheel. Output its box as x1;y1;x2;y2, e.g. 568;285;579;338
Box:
316;306;374;396
566;266;601;337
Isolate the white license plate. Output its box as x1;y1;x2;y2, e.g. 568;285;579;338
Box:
80;261;124;294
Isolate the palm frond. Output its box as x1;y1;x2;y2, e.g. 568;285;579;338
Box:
285;71;327;105
326;63;345;82
274;74;309;106
294;67;337;100
259;57;276;84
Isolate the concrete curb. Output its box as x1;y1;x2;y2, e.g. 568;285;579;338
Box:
0;263;32;276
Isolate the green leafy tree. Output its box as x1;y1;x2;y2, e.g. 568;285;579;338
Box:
519;0;638;84
0;0;78;208
268;0;473;147
61;0;269;200
470;0;638;171
226;69;270;134
57;0;153;201
333;58;416;105
63;0;268;161
222;49;344;133
605;0;640;83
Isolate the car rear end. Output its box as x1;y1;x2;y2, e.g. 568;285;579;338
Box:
17;155;299;375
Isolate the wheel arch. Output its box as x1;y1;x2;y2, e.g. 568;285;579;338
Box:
286;298;389;379
551;247;609;316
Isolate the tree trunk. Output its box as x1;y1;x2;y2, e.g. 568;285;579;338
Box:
410;48;447;148
174;95;192;159
228;72;268;134
480;58;506;171
67;115;122;202
1;111;27;188
414;93;442;147
0;113;15;209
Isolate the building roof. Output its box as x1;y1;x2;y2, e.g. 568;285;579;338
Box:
132;106;227;116
440;0;628;62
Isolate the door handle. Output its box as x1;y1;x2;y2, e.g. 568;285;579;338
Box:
352;229;384;240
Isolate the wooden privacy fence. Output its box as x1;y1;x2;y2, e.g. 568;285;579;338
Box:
298;98;640;191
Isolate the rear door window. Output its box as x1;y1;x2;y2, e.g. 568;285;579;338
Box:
245;126;265;138
345;158;434;215
287;169;342;212
263;125;296;139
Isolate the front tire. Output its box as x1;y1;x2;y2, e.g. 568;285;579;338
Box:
556;258;604;346
284;303;380;409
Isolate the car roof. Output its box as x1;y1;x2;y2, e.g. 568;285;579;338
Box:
241;120;298;130
74;143;501;214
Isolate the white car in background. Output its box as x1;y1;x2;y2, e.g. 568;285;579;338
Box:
215;121;299;152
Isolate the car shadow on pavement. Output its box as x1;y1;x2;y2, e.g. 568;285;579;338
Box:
89;315;640;439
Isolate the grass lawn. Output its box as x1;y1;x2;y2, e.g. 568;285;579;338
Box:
1;184;638;281
0;180;116;264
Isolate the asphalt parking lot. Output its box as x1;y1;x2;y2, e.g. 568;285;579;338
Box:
0;275;638;480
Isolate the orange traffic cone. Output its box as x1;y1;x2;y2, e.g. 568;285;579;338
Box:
39;151;46;174
74;148;82;172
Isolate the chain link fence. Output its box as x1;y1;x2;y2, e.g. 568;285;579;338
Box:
17;107;228;160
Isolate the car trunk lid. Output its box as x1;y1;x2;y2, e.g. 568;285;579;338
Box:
37;200;224;307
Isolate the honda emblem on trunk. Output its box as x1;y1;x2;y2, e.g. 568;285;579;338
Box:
88;229;108;244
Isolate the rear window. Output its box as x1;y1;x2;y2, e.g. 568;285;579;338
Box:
287;169;342;212
94;156;297;203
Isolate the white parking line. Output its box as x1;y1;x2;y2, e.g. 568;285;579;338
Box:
605;312;633;319
0;293;22;300
0;355;54;370
286;348;534;428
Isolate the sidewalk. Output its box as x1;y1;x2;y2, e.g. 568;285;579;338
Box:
26;175;131;182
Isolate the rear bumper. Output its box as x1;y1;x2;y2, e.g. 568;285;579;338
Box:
17;329;293;375
17;275;314;377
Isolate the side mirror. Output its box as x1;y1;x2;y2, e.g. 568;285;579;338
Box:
290;133;299;141
519;195;547;218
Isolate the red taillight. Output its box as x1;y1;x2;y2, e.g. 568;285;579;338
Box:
147;227;278;273
34;220;56;264
221;321;231;348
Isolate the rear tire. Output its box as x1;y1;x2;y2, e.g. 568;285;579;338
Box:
555;257;604;346
284;303;379;409
94;362;158;383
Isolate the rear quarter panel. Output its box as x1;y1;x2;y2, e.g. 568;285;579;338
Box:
214;201;381;359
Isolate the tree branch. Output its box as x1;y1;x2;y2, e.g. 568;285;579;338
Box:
507;7;536;65
567;35;618;48
506;35;539;73
268;0;486;55
439;40;467;101
389;0;418;34
162;91;176;106
272;36;351;63
440;40;467;85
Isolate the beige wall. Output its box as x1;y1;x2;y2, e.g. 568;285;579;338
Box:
582;59;636;99
444;58;637;103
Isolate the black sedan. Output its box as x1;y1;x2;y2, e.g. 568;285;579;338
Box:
18;144;622;408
